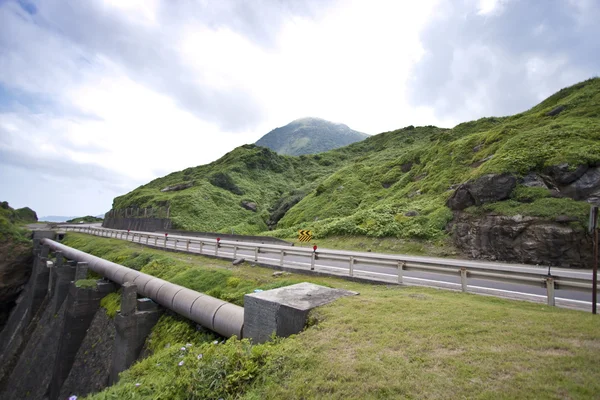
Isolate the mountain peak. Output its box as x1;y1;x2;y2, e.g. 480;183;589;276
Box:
256;118;368;156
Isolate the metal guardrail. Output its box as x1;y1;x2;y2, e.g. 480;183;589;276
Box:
62;226;599;308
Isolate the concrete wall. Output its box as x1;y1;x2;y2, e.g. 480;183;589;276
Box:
59;309;116;400
102;217;172;232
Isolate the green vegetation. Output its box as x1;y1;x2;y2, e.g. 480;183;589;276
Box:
66;215;104;223
63;234;600;399
75;279;99;289
0;201;35;243
111;78;600;243
100;292;121;318
255;117;368;156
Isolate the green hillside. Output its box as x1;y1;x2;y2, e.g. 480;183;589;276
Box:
0;202;36;243
255;117;368;156
111;78;600;242
66;215;104;224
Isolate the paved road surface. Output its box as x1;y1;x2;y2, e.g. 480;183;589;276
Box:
62;225;598;308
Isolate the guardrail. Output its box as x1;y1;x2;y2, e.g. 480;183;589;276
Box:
63;226;599;309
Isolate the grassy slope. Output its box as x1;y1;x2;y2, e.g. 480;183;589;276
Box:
0;202;34;244
112;78;600;241
63;234;600;400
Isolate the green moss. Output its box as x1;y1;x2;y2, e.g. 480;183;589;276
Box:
100;292;121;318
75;279;98;289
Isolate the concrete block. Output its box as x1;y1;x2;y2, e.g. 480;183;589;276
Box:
97;280;117;294
33;230;56;241
136;298;158;312
243;282;358;344
74;262;89;281
120;283;138;316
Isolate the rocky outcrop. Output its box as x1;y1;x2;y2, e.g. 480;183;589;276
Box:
0;240;32;331
545;163;589;186
241;201;257;212
160;182;193;192
561;166;600;204
447;173;517;210
450;213;593;268
446;165;599;268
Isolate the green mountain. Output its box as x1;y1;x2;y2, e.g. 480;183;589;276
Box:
109;78;600;266
255;117;369;156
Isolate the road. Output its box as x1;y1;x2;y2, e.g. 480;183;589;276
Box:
61;225;598;310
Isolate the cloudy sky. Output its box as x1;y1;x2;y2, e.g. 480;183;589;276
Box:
1;0;598;218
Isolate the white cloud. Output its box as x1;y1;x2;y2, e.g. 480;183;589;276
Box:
0;0;596;216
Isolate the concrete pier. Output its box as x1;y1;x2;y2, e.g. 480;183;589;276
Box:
109;282;162;384
48;280;116;400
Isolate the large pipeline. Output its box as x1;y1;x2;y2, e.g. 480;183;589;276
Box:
40;238;244;338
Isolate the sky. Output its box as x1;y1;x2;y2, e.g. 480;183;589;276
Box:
0;0;598;218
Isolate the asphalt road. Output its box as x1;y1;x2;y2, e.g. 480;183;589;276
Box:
63;225;598;306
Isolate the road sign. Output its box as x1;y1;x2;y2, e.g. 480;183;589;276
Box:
298;229;312;242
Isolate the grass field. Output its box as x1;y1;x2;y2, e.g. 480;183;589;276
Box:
63;234;600;399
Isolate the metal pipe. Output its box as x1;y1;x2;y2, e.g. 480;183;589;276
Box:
40;238;244;338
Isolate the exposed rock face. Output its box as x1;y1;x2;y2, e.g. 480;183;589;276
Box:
446;165;599;268
546;105;566;116
450;213;593;268
447;173;517;210
160;182;193;192
241;201;257;212
521;173;549;188
0;241;32;331
561;166;600;204
545;163;589;186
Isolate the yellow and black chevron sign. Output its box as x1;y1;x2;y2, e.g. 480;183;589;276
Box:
298;229;312;242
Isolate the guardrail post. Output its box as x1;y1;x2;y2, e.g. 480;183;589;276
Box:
186;240;190;251
199;241;204;254
460;268;468;292
174;239;178;250
398;261;405;284
146;235;149;245
233;245;238;259
164;237;167;248
215;242;219;256
546;277;555;306
349;256;354;277
310;252;316;270
154;236;158;246
254;247;259;262
280;250;285;267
